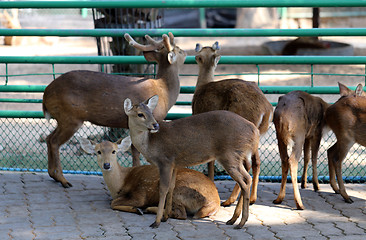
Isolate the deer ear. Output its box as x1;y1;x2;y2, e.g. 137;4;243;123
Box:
143;51;158;62
117;136;132;153
338;82;353;97
78;137;95;155
124;98;133;114
147;95;159;111
167;52;177;64
355;84;364;96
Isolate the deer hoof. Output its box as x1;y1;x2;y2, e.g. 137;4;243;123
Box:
226;219;235;225
234;224;244;229
61;181;73;188
345;198;354;204
221;200;233;207
150;221;160;228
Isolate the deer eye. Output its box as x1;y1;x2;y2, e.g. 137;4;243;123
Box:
112;150;116;154
97;151;101;154
138;113;144;118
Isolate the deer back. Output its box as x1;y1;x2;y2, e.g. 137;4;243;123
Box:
193;79;273;135
274;91;329;143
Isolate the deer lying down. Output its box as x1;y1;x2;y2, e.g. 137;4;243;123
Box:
273;91;329;210
192;42;273;206
326;83;366;203
78;137;220;219
124;95;260;229
42;32;186;188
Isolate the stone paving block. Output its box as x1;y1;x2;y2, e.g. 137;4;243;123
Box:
312;222;343;236
0;230;11;240
9;228;35;240
335;221;366;235
325;235;366;240
245;225;276;240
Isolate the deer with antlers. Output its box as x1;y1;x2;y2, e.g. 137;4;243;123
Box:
192;42;273;206
326;82;366;203
42;32;186;188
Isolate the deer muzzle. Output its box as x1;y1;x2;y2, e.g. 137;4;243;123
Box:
103;163;111;171
150;123;160;133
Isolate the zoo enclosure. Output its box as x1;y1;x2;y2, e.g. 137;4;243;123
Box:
1;0;366;182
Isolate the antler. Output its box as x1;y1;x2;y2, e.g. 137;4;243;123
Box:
124;33;175;52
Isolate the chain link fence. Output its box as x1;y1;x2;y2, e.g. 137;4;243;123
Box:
1;98;365;182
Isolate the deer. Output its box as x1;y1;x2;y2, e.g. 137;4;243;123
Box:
42;32;186;188
326;82;366;204
124;95;260;229
272;91;330;210
78;136;221;219
192;42;273;206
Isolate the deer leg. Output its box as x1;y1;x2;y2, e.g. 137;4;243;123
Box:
334;141;354;203
327;143;340;193
222;157;252;229
250;150;260;204
289;142;304;210
221;183;240;207
163;168;177;222
170;203;187;220
221;159;251;207
131;144;141;166
111;205;144;215
273;138;289;205
310;136;321;192
150;164;173;228
46;121;82;188
193;202;219;219
301;139;310;189
207;161;215;181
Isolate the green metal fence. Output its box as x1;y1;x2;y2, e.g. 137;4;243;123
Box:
1;0;366;183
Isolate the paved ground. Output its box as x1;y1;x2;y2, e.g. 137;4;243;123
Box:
0;171;365;240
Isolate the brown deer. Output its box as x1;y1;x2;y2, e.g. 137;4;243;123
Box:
42;32;186;188
78;136;220;219
326;82;366;203
272;91;330;210
192;42;273;206
124;95;260;229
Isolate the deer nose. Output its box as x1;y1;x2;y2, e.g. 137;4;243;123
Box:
103;163;111;170
153;123;159;131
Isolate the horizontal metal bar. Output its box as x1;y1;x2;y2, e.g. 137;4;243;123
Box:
0;85;354;95
1;28;366;37
1;0;366;8
0;85;46;92
0;110;192;119
0;99;42;103
2;56;366;65
0;110;44;118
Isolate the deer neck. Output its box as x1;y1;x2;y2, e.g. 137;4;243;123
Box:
155;63;181;107
196;65;215;90
102;164;130;199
